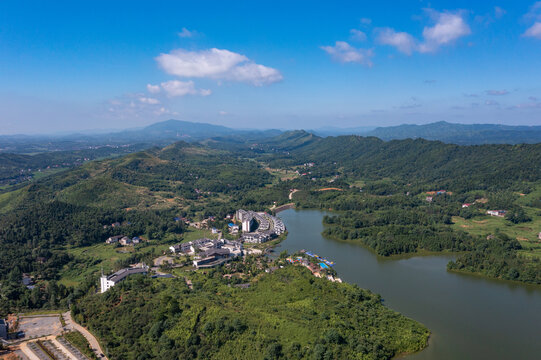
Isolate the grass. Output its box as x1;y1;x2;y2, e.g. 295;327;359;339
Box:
516;183;541;207
59;243;137;287
348;179;365;189
518;241;541;260
181;228;219;243
0;188;25;213
19;309;66;316
265;167;298;183
452;207;541;260
62;331;98;359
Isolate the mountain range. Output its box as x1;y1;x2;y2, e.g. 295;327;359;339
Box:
363;121;541;145
2;120;541;154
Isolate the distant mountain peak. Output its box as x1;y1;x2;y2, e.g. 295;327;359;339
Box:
366;121;541;145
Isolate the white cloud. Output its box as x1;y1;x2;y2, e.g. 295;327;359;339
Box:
375;28;417;55
219;110;228;116
147;84;161;93
320;41;373;66
139;97;160;104
522;3;541;38
360;18;372;25
524;22;541;39
418;11;471;53
485;100;499;106
178;27;195;38
486;89;509;96
155;48;282;86
160;80;211;97
525;1;541;20
374;10;470;55
350;29;367;41
494;6;506;19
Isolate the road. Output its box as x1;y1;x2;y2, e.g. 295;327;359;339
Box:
19;342;40;360
289;189;299;200
153;255;173;266
63;311;108;360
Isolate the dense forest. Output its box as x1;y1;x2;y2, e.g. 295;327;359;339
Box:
74;264;429;360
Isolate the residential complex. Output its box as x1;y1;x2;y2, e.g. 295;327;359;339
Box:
235;209;286;243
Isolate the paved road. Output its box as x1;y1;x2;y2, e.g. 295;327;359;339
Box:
153;255;173;266
63;312;108;360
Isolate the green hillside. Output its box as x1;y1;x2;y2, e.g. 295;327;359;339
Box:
75;266;429;360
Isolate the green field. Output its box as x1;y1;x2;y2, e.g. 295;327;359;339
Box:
181;228;219;243
59;244;135;286
452;208;541;260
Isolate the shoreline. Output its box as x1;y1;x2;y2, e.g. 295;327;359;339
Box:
281;207;540;287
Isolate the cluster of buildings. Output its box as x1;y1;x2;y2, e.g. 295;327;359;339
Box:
100;265;149;293
106;235;141;246
286;255;342;283
169;238;243;269
235;209;286;243
98;209;287;291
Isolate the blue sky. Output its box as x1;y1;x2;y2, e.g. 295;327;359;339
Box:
1;0;541;134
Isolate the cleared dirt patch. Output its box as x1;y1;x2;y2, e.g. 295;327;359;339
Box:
18;316;63;338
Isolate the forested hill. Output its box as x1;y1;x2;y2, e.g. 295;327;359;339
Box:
364;121;541;145
265;131;541;191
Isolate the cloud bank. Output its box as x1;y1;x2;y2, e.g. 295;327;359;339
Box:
155;48;283;86
376;10;471;54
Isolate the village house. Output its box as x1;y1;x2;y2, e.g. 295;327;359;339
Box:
106;235;123;244
487;210;507;217
462;203;472;208
119;236;132;246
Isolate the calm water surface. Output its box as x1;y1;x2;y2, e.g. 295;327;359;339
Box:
276;209;541;360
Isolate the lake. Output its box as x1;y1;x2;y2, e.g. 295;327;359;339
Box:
276;209;541;360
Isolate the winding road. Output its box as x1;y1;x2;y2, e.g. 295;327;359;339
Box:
63;311;108;360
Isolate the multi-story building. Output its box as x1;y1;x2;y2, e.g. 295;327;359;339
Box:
100;265;148;293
